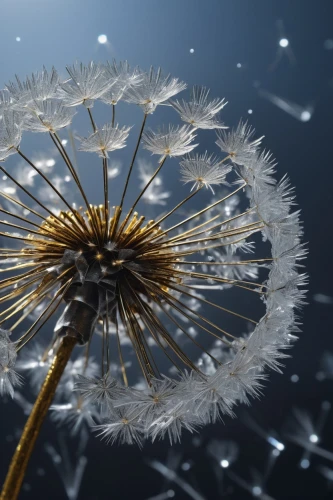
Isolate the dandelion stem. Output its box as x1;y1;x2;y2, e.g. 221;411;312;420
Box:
0;166;83;242
119;113;147;211
134;185;202;244
102;155;109;232
217;153;232;165
0;336;77;500
50;133;101;242
126;155;167;221
16;276;74;350
177;258;274;266
164;182;248;236
112;104;115;128
154;207;257;246
87;107;97;132
16;149;76;217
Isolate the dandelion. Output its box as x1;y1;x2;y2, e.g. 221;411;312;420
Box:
0;60;305;499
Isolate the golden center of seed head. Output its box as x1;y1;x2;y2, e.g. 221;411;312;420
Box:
29;206;179;298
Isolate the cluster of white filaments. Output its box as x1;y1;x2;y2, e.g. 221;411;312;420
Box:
0;61;306;446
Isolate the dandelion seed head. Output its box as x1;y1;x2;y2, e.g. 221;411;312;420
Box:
0;59;306;446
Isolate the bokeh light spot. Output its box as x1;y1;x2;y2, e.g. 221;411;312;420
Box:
97;34;108;44
279;38;289;47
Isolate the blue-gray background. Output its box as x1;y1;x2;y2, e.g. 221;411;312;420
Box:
0;1;333;499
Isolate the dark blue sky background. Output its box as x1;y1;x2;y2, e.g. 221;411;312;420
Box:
1;1;333;499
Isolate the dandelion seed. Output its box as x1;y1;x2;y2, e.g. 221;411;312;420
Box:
216;120;262;165
137;159;171;205
0;329;22;398
6;67;60;109
95;408;144;447
59;61;112;108
78;124;131;157
170;86;227;129
0;110;23;160
102;60;142;108
74;373;125;405
123;66;186;114
23;99;76;133
142;124;197;161
50;397;98;436
180;152;232;193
